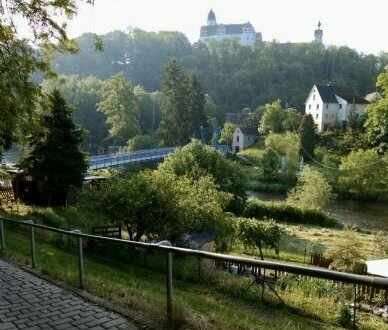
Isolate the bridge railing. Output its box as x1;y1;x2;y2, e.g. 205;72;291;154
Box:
0;216;387;320
88;147;176;170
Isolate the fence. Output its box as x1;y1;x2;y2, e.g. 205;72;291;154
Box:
0;215;387;322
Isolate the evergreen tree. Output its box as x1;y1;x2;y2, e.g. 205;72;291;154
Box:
20;89;88;204
160;60;191;146
160;60;206;146
188;73;206;139
298;114;317;158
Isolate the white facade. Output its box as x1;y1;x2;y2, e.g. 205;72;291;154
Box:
200;10;261;46
232;127;258;153
305;85;369;132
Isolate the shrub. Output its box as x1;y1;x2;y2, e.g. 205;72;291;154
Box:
243;199;339;228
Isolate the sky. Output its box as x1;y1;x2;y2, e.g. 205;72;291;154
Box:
66;0;387;55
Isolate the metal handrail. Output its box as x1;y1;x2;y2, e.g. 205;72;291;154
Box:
1;215;387;319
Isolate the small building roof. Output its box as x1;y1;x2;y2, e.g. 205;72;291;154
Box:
314;85;369;104
226;112;249;125
365;91;383;102
366;259;388;278
237;126;259;136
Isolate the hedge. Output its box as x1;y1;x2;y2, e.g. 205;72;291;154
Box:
243;199;340;228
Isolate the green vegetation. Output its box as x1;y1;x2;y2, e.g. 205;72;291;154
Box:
160;140;246;214
2;224;386;330
79;168;231;242
97;73;141;144
325;230;365;274
238;218;281;260
0;0;94;156
243;199;339;228
364;72;388;155
19;89;88;204
52;32;387;112
287;166;334;211
160;60;206;146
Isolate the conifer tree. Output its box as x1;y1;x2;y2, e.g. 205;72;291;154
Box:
20;89;87;204
298;114;317;158
160;60;206;146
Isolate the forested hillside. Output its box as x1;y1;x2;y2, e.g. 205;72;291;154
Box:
53;28;388;113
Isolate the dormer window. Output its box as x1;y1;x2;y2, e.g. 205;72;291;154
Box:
339;104;343;109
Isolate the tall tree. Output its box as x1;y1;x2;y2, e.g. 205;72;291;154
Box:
41;75;107;152
298;114;318;158
97;73;140;145
160;60;205;146
188;73;206;138
160;60;191;146
19;89;87;204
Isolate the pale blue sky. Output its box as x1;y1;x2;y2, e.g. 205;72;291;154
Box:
67;0;386;54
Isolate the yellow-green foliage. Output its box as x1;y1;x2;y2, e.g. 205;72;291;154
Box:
265;132;300;174
287;166;334;211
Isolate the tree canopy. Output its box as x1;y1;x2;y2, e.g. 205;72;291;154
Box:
159;140;246;214
0;0;94;154
364;72;388;154
97;73;140;144
80;169;231;242
52;32;388;117
19;89;87;204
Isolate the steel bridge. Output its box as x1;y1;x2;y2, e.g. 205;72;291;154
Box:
88;145;230;170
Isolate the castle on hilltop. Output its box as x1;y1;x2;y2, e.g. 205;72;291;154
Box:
200;9;262;46
200;9;323;46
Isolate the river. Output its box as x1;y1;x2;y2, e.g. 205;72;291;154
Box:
246;190;388;231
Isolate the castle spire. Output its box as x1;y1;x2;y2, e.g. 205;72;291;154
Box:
314;21;323;44
207;9;216;26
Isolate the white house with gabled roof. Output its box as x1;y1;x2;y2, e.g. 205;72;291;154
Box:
305;84;369;132
232;126;259;154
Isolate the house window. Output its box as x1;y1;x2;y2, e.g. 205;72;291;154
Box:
339;104;342;109
308;104;311;110
316;114;319;119
326;104;329;109
316;104;319;109
237;135;240;142
313;94;315;100
325;114;328;119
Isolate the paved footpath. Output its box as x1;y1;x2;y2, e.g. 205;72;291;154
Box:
0;259;138;330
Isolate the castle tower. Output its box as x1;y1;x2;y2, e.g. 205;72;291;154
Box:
207;9;217;26
314;21;323;43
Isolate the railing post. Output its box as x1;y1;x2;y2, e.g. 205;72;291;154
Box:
72;229;84;289
0;219;5;252
25;220;36;269
166;251;173;320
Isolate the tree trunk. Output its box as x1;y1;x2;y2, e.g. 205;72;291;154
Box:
258;241;264;261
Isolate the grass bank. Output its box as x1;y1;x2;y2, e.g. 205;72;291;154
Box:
1;223;386;330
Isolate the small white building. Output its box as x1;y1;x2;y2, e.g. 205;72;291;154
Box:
232;127;259;154
305;84;369;132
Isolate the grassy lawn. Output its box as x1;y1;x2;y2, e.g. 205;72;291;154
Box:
238;141;265;165
232;223;383;264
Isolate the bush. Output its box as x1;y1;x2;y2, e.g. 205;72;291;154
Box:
243;199;339;228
